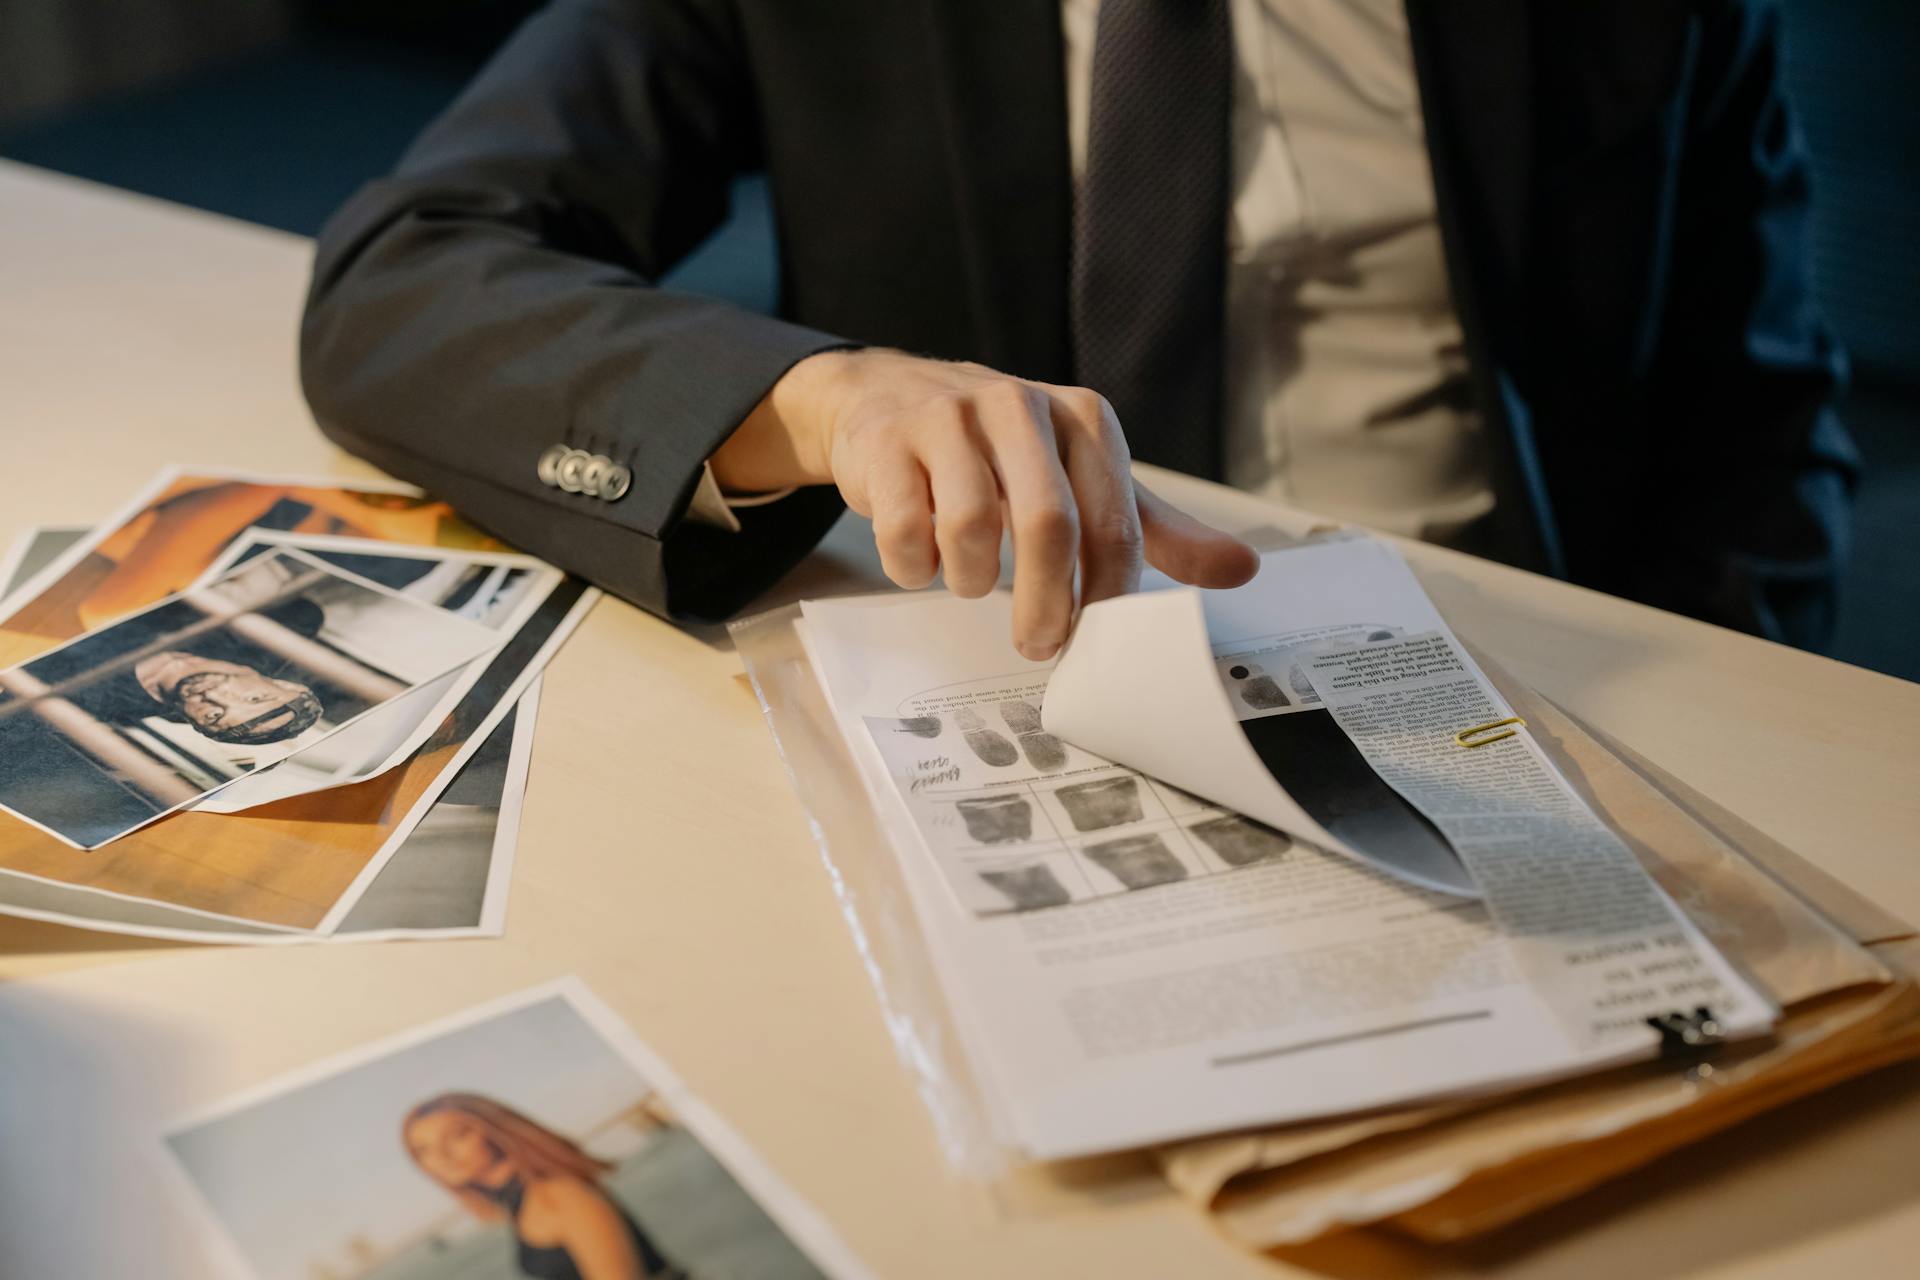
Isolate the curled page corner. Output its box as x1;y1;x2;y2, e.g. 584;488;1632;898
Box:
1044;586;1480;898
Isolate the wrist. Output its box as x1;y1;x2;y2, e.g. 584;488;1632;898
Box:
770;347;863;481
711;346;863;492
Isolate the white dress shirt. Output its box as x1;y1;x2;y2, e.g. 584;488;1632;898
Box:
702;0;1491;540
1065;0;1493;542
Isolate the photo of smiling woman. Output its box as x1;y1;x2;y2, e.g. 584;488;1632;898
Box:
403;1093;683;1280
164;987;847;1280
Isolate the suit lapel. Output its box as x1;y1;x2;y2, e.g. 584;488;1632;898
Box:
1406;0;1534;343
919;0;1073;382
1407;0;1562;576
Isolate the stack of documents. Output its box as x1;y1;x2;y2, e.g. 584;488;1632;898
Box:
761;533;1920;1245
0;467;597;945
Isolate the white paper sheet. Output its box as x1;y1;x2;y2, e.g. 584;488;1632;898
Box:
801;585;1753;1159
1048;537;1774;1049
857;672;1288;914
1046;536;1476;894
1301;631;1774;1046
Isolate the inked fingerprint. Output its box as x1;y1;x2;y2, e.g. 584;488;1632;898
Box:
955;794;1033;843
999;699;1067;772
1054;775;1144;832
1238;674;1290;709
980;864;1072;910
1084;834;1188;890
953;705;1019;767
1188;814;1292;867
888;715;943;738
1018;732;1068;772
999;700;1043;734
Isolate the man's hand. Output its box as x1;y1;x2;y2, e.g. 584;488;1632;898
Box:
713;348;1259;660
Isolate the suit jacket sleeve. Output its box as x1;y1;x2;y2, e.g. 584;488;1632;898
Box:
300;0;852;624
1639;0;1858;649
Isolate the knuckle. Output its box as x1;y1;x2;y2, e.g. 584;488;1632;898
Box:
942;544;997;592
861;453;914;502
940;505;1001;550
1084;512;1145;558
921;392;974;437
874;507;936;575
917;389;964;419
975;378;1037;419
1061;386;1111;425
840;409;899;459
1017;503;1078;552
873;507;929;548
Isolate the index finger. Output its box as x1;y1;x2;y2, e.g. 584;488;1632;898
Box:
972;381;1080;661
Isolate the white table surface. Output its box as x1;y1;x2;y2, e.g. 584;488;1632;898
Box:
1;158;1917;1279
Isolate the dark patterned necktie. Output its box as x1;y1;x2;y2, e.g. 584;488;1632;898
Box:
1071;0;1233;480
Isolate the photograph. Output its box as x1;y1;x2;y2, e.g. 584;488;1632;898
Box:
0;526;89;606
0;683;538;945
0;467;504;671
164;981;859;1280
0;521;591;937
189;532;562;814
330;687;536;939
0;546;499;849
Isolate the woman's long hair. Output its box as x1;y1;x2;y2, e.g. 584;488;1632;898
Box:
403;1093;612;1223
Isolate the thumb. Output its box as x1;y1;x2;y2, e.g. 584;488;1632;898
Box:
1135;484;1260;589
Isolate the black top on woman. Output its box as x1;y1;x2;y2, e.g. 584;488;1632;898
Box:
404;1091;684;1280
480;1173;681;1280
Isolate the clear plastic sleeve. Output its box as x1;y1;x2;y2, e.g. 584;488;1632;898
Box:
731;603;1011;1179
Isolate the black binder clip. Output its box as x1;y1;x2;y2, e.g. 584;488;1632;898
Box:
1647;1006;1726;1060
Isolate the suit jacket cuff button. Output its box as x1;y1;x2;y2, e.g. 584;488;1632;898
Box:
556;448;589;493
536;443;569;488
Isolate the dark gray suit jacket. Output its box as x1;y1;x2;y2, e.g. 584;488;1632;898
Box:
302;0;1855;646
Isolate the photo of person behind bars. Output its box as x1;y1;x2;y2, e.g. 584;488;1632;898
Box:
0;547;497;850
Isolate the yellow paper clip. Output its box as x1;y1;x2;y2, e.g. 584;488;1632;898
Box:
1455;716;1525;748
